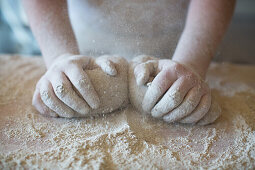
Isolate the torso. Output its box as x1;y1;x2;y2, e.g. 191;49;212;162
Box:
68;0;189;60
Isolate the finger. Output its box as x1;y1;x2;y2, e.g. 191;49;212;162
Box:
179;94;211;124
70;55;91;68
132;55;156;65
134;60;157;86
32;88;58;117
163;86;202;123
142;68;176;113
197;99;221;126
96;56;117;76
50;72;91;115
40;80;75;118
134;63;150;86
151;76;195;118
64;66;100;109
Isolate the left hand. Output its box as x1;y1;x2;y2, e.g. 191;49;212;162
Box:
133;55;211;124
32;54;118;118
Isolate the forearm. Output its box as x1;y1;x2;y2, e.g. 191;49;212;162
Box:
172;0;235;78
22;0;79;68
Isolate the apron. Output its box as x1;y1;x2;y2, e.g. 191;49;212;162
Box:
68;0;189;60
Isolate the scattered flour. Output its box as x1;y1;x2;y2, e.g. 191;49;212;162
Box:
0;55;255;169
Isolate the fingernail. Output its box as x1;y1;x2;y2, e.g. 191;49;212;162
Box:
62;111;75;118
105;66;117;76
151;107;160;118
136;74;144;85
142;102;150;113
91;97;100;109
109;67;117;76
49;111;58;117
77;105;90;115
163;115;174;123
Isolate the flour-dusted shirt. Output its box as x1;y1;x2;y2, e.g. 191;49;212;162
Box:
68;0;189;60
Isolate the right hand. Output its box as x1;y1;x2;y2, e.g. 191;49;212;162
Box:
32;54;117;118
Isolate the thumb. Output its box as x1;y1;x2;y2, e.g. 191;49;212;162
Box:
134;60;158;86
95;55;117;76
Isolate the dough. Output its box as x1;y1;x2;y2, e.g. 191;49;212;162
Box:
34;54;221;124
79;55;129;116
129;55;221;125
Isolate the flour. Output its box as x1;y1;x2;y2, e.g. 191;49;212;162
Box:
0;55;255;169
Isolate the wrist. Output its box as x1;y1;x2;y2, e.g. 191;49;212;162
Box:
44;52;79;69
172;56;208;79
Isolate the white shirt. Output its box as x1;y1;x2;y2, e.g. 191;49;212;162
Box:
68;0;189;59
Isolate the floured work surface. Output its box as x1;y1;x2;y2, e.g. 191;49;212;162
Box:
0;55;255;169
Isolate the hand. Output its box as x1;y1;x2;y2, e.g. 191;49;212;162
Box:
133;55;211;124
32;54;117;118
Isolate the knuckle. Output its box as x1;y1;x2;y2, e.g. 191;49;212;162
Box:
173;93;182;105
163;65;171;72
40;89;50;98
47;65;62;75
77;78;88;87
163;69;172;80
184;73;196;82
49;62;63;71
172;62;182;71
66;59;78;65
54;83;69;98
168;89;180;100
40;89;52;103
187;99;197;108
66;56;80;65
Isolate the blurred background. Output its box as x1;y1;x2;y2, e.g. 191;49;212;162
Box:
215;0;255;64
0;0;254;63
0;0;40;55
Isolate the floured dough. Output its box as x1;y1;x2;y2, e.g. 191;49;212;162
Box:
82;56;129;116
129;55;221;125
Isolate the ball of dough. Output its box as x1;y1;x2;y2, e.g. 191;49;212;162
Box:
78;55;129;117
